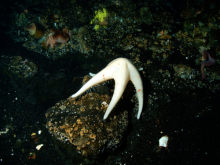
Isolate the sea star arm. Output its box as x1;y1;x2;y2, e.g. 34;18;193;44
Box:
71;58;119;98
205;53;216;66
103;61;130;119
128;62;144;119
201;52;216;79
71;67;114;98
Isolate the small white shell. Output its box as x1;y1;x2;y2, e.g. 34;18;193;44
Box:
36;144;44;150
159;135;169;148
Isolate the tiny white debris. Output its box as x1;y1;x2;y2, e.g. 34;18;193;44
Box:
89;72;96;77
0;128;9;135
101;101;108;106
36;144;44;150
159;135;169;148
138;68;143;71
38;130;42;135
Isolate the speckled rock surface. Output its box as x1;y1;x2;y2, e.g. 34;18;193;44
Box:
46;92;128;158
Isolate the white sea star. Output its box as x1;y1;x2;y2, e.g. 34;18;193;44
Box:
71;58;143;120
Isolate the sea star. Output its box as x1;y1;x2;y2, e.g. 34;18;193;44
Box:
71;58;144;120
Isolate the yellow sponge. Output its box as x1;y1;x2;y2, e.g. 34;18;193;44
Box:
90;8;108;30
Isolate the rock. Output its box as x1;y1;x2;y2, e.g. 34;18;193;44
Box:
45;92;128;158
3;56;38;79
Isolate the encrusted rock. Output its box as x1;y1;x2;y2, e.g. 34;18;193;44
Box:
4;56;38;79
45;92;128;158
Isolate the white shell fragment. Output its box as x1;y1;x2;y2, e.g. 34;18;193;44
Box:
36;144;44;150
38;130;42;135
0;128;9;135
159;135;169;148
